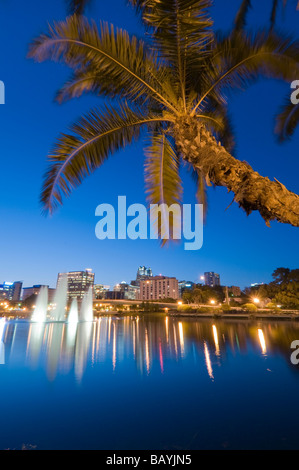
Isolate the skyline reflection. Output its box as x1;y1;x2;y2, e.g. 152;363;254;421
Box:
1;317;299;382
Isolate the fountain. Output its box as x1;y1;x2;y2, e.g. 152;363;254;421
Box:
68;298;79;323
80;287;94;322
0;318;6;365
51;275;68;322
30;277;94;324
31;286;48;323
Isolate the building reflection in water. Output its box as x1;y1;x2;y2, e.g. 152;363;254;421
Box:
1;317;299;381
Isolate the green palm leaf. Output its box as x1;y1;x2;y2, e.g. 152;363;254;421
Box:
133;0;214;106
145;133;183;242
67;0;91;15
275;97;299;141
192;30;299;114
42;103;169;213
187;165;207;221
28;16;177;111
233;0;252;33
270;0;299;30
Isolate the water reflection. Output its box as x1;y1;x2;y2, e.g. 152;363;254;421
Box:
204;342;214;380
258;328;267;355
1;317;299;381
212;324;220;357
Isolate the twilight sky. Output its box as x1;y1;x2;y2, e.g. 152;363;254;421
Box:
0;0;298;289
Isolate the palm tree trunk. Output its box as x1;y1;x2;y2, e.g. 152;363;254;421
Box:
173;117;299;227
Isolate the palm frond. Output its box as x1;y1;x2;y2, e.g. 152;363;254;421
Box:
275;95;299;141
145;133;182;242
270;0;299;30
192;30;299;114
41;103;169;213
188;165;207;221
28;15;177;111
55;68;103;103
270;0;280;30
233;0;252;33
131;0;214;106
66;0;91;15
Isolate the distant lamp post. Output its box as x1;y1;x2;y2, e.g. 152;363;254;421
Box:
210;299;216;305
253;298;260;304
177;301;183;306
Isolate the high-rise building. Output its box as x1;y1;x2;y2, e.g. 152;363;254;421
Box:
94;284;110;299
22;285;55;302
11;281;23;301
0;281;23;301
178;280;194;298
57;269;95;300
132;266;153;286
113;281;139;300
138;276;179;301
0;282;14;300
204;272;221;288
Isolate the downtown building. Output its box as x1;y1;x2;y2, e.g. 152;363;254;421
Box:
57;269;95;301
113;281;139;300
131;266;153;286
138;276;179;301
204;272;221;288
94;284;110;299
22;285;56;302
178;280;195;298
0;281;23;301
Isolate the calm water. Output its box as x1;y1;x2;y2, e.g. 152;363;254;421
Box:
0;315;299;450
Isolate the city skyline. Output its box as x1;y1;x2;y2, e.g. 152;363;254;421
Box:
0;264;274;295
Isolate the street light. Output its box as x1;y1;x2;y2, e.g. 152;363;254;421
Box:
253;298;260;304
210;299;216;305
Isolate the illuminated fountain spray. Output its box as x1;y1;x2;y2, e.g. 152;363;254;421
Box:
0;318;6;364
31;286;48;323
68;298;79;323
80;287;94;322
51;275;68;322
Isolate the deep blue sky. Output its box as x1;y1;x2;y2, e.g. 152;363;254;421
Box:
0;0;298;289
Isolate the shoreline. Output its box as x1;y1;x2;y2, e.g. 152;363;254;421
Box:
169;312;299;321
104;310;299;322
1;311;299;322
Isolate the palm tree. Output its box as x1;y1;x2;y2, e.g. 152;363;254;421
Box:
28;0;299;229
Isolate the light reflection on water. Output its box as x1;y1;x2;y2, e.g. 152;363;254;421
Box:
1;316;299;449
2;316;299;381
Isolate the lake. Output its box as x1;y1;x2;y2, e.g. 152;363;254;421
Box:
0;315;299;450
